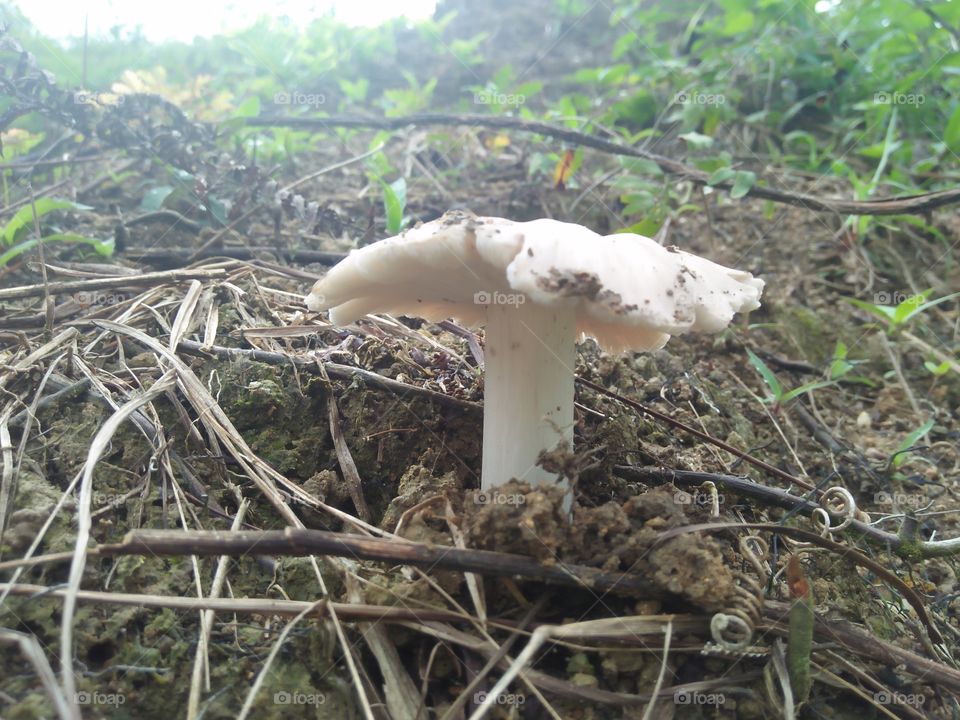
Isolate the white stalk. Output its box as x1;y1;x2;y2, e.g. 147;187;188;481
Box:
481;300;576;506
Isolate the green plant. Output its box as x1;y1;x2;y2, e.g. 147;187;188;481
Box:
0;198;112;267
890;419;935;471
379;177;407;235
469;65;542;114
362;137;408;236
827;340;874;387
845;290;960;335
381;72;437;117
746;348;840;409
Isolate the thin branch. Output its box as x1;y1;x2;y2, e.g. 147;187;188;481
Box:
763;600;960;695
124;246;346;266
175;339;481;413
98;528;672;599
0;268;227;302
0;582;472;623
577;376;816;492
247;114;960;216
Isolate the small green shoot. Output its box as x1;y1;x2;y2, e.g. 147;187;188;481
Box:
845;290;960;335
0;233;114;267
786;555;813;705
746;349;839;408
891;419;935;470
924;358;952;377
3;198;92;245
379;177;407;235
0;198;112;267
828;340;874;387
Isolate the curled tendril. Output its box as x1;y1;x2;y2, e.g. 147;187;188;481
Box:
818;486;857;533
710;534;768;652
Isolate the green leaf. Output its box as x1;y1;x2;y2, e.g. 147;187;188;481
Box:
621;192;656;215
844;297;897;323
380;177;407;234
0;233;114;267
781;380;837;403
892;419;935;469
612;31;637;60
895;290;960;327
140;186;174;212
945;105;960;156
892;290;933;326
829;340;853;379
618;157;664;176
679;131;714;150
746;349;782;401
3;198;92;246
619;216;664;237
731;170;757;199
924;359;951;376
722;9;754;35
707;167;736;186
233;96;261;118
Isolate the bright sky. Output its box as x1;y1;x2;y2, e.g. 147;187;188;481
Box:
11;0;438;41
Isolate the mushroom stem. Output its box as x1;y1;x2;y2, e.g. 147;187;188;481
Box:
481;301;576;505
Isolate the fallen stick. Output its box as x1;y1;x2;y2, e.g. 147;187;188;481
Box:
0;268;227;302
175;339;481;413
98;527;668;599
247;114;960;216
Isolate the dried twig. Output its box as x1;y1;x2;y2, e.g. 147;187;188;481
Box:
0;582;469;624
175;339;481;413
0;268;227;302
0;630;75;720
98;528;672;599
125;246;346;266
326;386;373;522
763;600;960;695
617;465;960;559
186;500;249;720
577;376;816;492
60;370;176;703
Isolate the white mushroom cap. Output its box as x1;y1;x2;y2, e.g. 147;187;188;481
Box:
305;210;764;350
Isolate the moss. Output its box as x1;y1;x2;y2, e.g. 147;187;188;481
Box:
773;304;836;363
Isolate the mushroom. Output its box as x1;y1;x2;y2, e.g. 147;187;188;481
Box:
305;210;763;508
